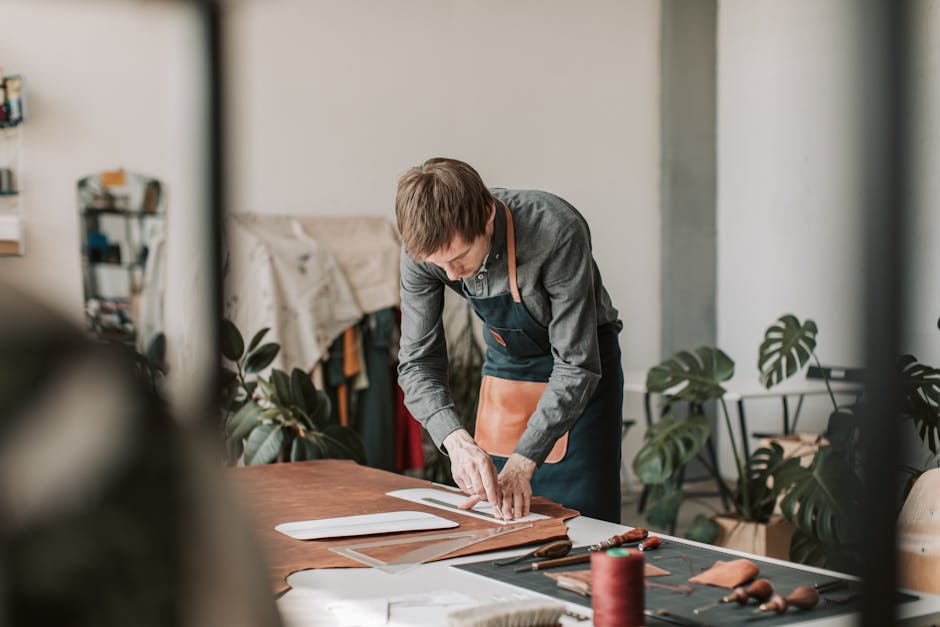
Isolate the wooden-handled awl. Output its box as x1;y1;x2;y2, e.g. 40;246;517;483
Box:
516;528;649;572
586;528;649;552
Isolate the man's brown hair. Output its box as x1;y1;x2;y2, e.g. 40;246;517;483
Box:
395;158;495;259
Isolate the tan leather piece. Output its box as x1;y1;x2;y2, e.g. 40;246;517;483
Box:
229;460;578;595
474;375;568;464
545;562;671;587
688;559;760;589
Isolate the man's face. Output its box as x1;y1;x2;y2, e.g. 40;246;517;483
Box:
424;204;496;281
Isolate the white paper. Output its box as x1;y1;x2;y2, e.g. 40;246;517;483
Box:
327;590;478;627
386;488;549;524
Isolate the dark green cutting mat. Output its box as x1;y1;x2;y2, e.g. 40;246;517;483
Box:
455;540;910;626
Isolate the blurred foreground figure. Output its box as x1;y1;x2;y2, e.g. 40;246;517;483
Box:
0;287;280;627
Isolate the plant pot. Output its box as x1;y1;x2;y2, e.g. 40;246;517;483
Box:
713;514;793;560
898;468;940;595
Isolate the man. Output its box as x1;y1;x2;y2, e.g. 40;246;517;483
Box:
396;158;623;523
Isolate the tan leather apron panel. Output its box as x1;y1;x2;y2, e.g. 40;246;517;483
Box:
475;375;568;464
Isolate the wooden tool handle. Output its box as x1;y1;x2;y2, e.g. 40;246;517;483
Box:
533;539;573;559
748;578;774;602
589;527;649;551
786;586;820;610
516;552;591;572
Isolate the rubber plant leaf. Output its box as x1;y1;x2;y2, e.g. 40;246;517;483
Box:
632;411;710;485
244;343;280;374
290;368;325;429
309;385;333;429
758;314;818;388
247;327;270;354
225;401;263;441
647;346;734;404
302;427;365;463
221;319;245;362
270;369;292;407
319;425;367;464
291;434;328;461
244;423;285;465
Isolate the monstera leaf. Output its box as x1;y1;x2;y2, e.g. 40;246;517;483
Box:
898;354;940;453
632;411;711;485
645;481;685;530
646;346;735;403
777;447;861;562
736;442;802;522
758;315;818;388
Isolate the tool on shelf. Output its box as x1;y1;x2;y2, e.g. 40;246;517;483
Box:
751;585;820;615
694;578;774;614
493;538;572;566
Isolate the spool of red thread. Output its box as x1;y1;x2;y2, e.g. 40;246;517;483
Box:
591;547;645;626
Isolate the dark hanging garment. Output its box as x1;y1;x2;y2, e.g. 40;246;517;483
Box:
354;309;396;471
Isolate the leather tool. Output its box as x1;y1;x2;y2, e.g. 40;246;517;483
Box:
494;539;573;566
694;578;773;614
587;528;649;552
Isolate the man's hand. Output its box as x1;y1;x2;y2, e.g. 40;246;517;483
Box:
497;453;536;520
443;429;503;516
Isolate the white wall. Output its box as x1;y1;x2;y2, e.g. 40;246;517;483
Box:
0;0;211;415
908;0;940;367
717;1;868;470
0;0;662;422
227;0;663;375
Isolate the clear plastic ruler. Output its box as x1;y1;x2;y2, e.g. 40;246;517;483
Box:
330;523;533;575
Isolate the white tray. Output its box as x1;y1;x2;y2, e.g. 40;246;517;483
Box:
275;510;459;540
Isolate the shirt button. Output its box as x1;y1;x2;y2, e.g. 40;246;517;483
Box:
476;273;484;281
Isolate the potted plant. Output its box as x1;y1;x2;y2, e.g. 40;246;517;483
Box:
777;318;940;573
220;320;365;466
633;313;940;572
631;315;826;558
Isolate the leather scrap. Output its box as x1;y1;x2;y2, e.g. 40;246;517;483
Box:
688;558;759;588
544;561;671;589
229;459;578;595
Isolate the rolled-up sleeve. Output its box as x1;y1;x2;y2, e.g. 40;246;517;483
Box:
514;224;602;465
397;250;463;450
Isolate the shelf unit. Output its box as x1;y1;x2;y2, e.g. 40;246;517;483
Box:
78;171;165;345
0;74;25;256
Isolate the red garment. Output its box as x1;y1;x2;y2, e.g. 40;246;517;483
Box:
394;377;424;472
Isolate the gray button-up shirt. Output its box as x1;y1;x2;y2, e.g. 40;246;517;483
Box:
398;188;621;465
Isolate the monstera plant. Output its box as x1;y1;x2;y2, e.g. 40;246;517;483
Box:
634;313;940;573
635;359;792;543
632;315;822;546
220;320;365;466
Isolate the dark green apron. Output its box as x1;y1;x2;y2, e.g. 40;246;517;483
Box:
456;203;623;523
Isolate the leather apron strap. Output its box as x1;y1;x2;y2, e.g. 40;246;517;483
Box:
503;202;522;304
